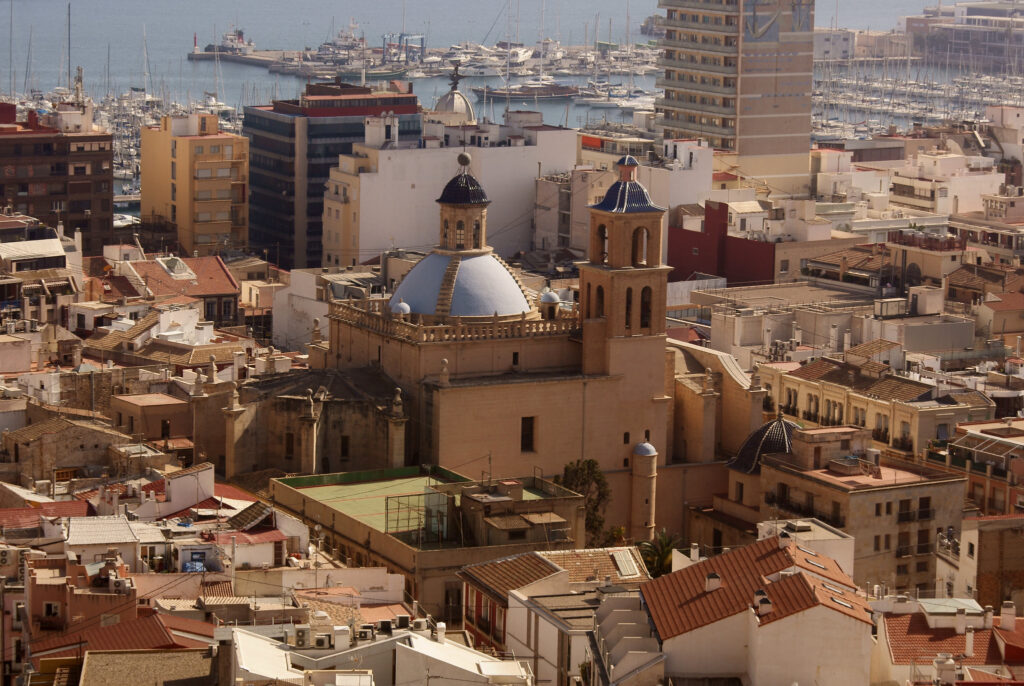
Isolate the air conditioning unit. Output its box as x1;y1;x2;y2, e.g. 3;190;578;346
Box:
412;618;428;631
314;634;331;649
295;626;310;648
112;578;131;594
356;628;373;641
395;614;411;629
0;549;11;565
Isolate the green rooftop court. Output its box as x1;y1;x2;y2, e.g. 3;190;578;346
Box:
272;466;560;534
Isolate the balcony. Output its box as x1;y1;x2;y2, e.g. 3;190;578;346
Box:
897;510;916;523
872;428;890;443
917;508;935;521
802;411;820;423
660;37;737;54
917;543;933;555
651;94;735;117
661;15;739;33
896;545;914;558
661;56;738;75
660;0;739;10
780;404;798;417
764;492;845;528
657;76;736;96
892;436;915;452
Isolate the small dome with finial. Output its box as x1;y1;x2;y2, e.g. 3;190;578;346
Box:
437;153;489;205
590;155;665;214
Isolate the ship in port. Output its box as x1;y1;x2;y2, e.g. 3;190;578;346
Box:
198;27;255;55
471;79;579;102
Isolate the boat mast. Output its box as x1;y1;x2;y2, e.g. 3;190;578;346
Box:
8;0;13;97
67;3;72;92
23;27;32;96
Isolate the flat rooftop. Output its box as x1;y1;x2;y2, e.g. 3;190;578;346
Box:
276;468;558;533
112;393;187;407
692;281;868;309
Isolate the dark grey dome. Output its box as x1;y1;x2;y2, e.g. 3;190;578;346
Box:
437;171;489;205
728;413;799;475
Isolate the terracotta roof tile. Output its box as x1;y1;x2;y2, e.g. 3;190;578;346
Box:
458;553;561;603
846;339;901;357
130;256;238;298
539;547;651;585
983;292;1024;312
640;538;867;640
883;613;1003;665
0;501;90;530
785;359;931;402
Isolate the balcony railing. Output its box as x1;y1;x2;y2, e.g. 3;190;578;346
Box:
872;428;890;443
896;545;914;558
897;510;916;523
764;492;845;528
917;543;933;555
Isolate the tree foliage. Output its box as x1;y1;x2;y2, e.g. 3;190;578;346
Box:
555;459;611;547
637;528;681;578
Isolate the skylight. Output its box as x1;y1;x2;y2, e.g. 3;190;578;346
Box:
797;545;818;556
611;550;640;578
822;582;845;594
832;597;854;609
806;559;827;570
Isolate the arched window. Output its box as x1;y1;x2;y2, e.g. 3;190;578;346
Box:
473;221;481;248
595;286;605;318
625;287;633;330
597;224;608;264
443;219;449;244
586;283;592;318
632;227;650;266
640;286;652;328
455;220;465;249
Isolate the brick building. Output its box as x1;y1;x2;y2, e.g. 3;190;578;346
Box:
0;100;114;255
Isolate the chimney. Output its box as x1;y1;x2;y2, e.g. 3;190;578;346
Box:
964;625;975;658
984;605;994;629
778;531;791;549
690;543;700;562
705;572;721;593
933;654;956;686
435;622;446;643
757;597;773;616
955;607;967;634
1001;601;1016;632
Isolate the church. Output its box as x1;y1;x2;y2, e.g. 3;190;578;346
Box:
309;153;766;541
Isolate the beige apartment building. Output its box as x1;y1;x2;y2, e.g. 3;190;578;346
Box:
141;114;249;256
691;419;967;593
756;345;995;458
657;0;814;195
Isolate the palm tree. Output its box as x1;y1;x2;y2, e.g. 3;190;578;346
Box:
637;528;680;578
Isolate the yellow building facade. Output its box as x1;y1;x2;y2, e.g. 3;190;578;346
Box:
141;114;249;256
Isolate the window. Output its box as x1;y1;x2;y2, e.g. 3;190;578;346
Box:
76;313;86;330
874;535;880;551
205;300;216;320
44;602;60;617
195;145;204;154
520;417;535;452
595;286;605;318
341;436;350;458
640;287;652;329
780;259;789;273
625;287;633;330
735;481;744;503
916;560;929;573
623;432;630;445
170;161;176;180
886;502;892;515
512;352;519;366
455;220;465;249
967;542;975;558
875;503;882;517
210;145;220;154
161;419;170;439
128;415;134;434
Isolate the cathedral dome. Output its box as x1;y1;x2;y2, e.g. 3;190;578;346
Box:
389;252;530;318
540;290;560;304
728;412;799;475
434;89;475;120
